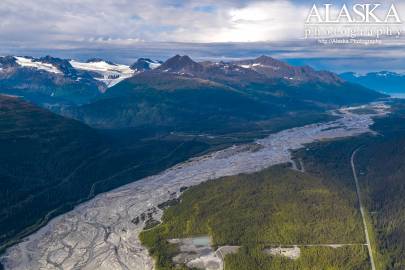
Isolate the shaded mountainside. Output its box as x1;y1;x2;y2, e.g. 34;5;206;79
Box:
0;95;223;252
0;95;103;247
0;56;104;106
68;55;385;131
67;74;278;131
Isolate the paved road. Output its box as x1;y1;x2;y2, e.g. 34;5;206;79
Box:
351;149;376;270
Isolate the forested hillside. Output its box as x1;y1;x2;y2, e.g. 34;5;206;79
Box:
0;94;103;248
0;95;212;252
295;100;405;270
140;165;367;270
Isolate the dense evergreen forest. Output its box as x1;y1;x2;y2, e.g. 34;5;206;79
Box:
356;102;405;270
140;165;367;269
296;100;405;270
224;245;369;270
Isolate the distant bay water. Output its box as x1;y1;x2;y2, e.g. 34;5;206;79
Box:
390;93;405;99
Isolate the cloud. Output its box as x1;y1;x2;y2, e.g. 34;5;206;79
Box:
195;1;308;42
0;0;311;47
1;0;404;46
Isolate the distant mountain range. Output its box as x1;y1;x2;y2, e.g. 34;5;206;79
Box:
0;54;385;131
68;55;384;131
340;71;405;96
0;55;161;106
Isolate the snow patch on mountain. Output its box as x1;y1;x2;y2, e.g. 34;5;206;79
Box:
70;60;135;88
15;57;62;74
142;59;160;69
148;62;161;69
239;63;280;70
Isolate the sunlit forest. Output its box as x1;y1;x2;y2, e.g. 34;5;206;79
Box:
140;165;367;269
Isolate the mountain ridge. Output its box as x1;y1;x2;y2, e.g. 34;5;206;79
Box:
66;54;385;130
0;54;386;131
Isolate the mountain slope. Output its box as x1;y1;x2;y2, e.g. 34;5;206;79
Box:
0;54;386;133
0;94;103;247
0;94;237;252
69;74;275;131
0;56;103;106
233;55;343;84
68;55;385;131
0;56;161;107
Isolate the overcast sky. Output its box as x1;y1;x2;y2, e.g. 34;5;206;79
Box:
1;0;405;72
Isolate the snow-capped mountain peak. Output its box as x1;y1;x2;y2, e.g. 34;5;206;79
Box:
130;58;161;71
157;55;204;74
